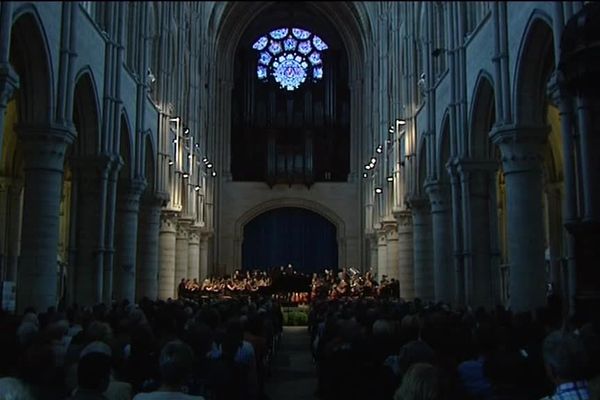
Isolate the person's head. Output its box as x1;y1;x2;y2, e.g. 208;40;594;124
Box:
77;352;111;393
394;363;444;400
542;330;589;384
159;340;195;389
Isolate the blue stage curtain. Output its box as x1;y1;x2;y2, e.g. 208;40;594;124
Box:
242;207;338;274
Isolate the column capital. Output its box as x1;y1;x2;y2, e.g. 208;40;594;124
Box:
491;125;549;174
117;178;147;212
424;179;451;213
407;195;430;212
188;227;201;244
0;63;19;106
17;124;75;171
392;210;412;227
546;70;569;107
160;211;178;233
176;218;193;239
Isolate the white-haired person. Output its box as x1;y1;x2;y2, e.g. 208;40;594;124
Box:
540;330;590;400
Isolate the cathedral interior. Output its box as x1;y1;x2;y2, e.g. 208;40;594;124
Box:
0;2;599;399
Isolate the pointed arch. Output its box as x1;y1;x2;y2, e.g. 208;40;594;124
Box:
72;71;101;156
469;71;496;159
119;112;133;182
513;13;555;126
417;134;428;194
437;111;451;182
9;8;54;124
143;134;156;193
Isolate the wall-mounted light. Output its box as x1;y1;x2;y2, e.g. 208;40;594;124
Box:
206;163;213;169
195;185;201;191
188;154;193;159
184;127;190;135
183;173;189;178
376;145;383;154
396;118;406;126
169;117;180;123
211;171;217;177
365;165;371;170
172;138;178;144
362;172;368;178
168;160;174;166
202;157;209;163
386;175;394;182
374;187;383;194
147;68;156;84
370;157;377;164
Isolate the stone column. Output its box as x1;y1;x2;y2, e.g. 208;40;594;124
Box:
493;126;548;312
174;221;190;297
73;158;110;307
376;228;388;281
0;63;19;147
199;232;210;280
136;194;163;300
158;212;177;300
458;161;499;309
113;179;146;302
395;210;414;300
426;181;455;304
448;164;465;306
17;126;73;313
187;228;200;280
384;220;400;281
411;197;434;302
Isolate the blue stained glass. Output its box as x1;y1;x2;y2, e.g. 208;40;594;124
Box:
270;28;288;39
252;36;268;50
313;66;323;79
257;65;268;79
312;35;328;50
298;41;312;55
309;52;321;65
273;58;307;91
284;37;297;51
268;41;282;55
292;28;311;39
259;51;272;65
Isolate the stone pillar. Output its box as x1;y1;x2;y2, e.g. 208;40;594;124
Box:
0;178;22;283
0;62;19;147
426;181;455;304
158;212;177;300
113;179;146;302
199;233;210;280
17;126;73;313
376;229;388;281
136;194;162;300
73;158;110;307
174;221;190;297
188;228;200;280
384;220;400;281
395;210;414;300
493;127;548;312
458;161;499;309
369;234;378;274
448;164;465;306
411;197;434;302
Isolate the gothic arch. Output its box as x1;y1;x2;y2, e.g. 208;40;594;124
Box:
233;198;347;268
119;112;134;182
437;112;451;181
468;71;496;159
72;72;100;156
513;12;555;127
9;8;54;125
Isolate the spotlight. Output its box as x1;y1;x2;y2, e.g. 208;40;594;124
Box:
365;165;371;170
389;126;394;134
184;127;190;135
169;117;180;123
168;160;174;166
376;145;383;154
362;172;368;178
206;163;213;169
195;185;201;191
374;187;383;194
188;154;193;159
183;173;189;178
211;171;217;177
386;175;394;182
371;157;377;164
202;157;209;163
172;138;178;144
396;118;406;125
195;143;200;148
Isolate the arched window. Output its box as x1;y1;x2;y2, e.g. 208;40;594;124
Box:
251;27;329;91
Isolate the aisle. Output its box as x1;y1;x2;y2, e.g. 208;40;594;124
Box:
264;326;318;400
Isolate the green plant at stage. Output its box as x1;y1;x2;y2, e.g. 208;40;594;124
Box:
283;309;309;326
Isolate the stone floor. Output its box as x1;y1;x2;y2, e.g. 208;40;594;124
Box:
264;326;319;400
